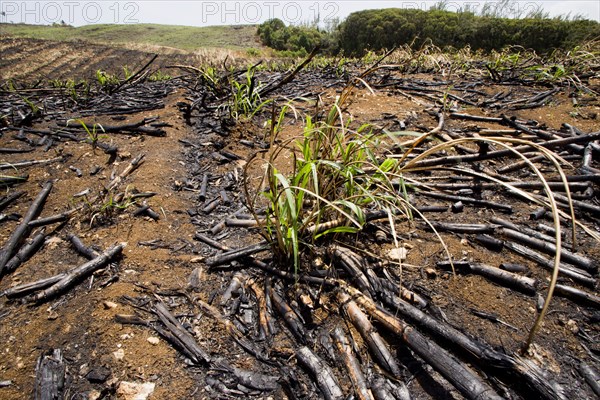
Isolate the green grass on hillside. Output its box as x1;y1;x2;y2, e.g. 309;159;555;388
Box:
0;23;261;51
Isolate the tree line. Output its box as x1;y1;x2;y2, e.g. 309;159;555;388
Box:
257;8;600;56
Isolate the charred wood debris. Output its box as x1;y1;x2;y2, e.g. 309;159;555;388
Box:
0;54;599;400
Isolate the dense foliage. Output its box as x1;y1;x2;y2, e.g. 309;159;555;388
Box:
257;18;331;55
337;8;600;56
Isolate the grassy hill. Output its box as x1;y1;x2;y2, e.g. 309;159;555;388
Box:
0;23;261;51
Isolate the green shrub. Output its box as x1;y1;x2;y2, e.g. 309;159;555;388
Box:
338;8;600;56
257;18;327;53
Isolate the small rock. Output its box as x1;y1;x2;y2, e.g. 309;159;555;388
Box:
79;363;90;376
425;267;437;278
117;381;155;400
86;366;111;383
311;257;324;268
45;236;64;249
388;246;407;262
113;349;125;361
47;310;59;320
147;337;160;346
103;301;118;309
567;319;579;334
88;390;102;400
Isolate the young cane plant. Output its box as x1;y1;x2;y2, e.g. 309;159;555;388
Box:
244;95;418;274
223;66;272;120
67;118;106;153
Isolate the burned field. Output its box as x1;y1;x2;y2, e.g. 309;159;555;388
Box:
0;40;600;399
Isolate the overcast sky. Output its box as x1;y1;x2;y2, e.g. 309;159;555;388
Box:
1;1;599;26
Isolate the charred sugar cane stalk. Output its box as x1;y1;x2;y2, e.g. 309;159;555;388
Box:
114;312;215;367
270;288;307;345
371;375;411;400
1;274;66;299
2;228;46;274
205;241;269;267
503;241;595;287
247;277;275;342
0;146;33;153
405;130;600;169
0;175;29;186
34;349;65;400
341;285;566;400
107;154;145;191
0;174;29;186
152;301;213;365
436;260;537;295
220;271;245;306
426;222;499;234
120;300;278;389
33;243;124;303
198;173;209;201
499;227;595;272
490;217;557;247
418;191;512;213
501;114;584;153
534;190;600;215
338;291;403;378
109;54;158;93
365;268;428;308
258;47;320;97
0;181;53;277
579;362;600;397
296;346;344;400
158;302;277;390
0;156;63;170
553;284;600;309
28;208;78;228
331;327;374;400
195;296;274;365
0;190;25;212
67;233;99;259
195;233;330;286
488;218;560;245
338;288;504;400
329;245;375;298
